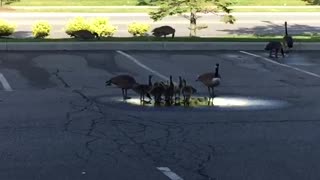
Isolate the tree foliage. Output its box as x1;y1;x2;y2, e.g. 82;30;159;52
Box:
301;0;320;5
0;0;19;6
149;0;236;37
136;0;158;6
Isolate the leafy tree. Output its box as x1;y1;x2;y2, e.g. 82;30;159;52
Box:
1;0;19;7
136;0;158;6
301;0;320;5
149;0;236;37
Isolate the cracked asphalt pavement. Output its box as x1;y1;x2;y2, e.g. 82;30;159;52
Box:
0;50;320;180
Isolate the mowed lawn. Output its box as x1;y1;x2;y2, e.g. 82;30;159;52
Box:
8;0;310;6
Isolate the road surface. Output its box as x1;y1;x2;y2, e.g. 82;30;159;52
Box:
0;49;320;179
1;12;320;38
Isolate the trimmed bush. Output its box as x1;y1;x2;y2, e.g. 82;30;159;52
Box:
128;22;150;37
89;17;117;37
65;17;92;36
0;19;15;37
32;21;51;38
65;17;117;37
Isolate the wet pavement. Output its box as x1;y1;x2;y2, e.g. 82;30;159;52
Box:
0;50;320;180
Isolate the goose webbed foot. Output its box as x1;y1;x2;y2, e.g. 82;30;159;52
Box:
143;100;152;104
207;100;214;106
124;96;132;100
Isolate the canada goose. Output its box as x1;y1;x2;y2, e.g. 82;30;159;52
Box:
132;85;152;104
152;26;175;38
196;64;221;103
132;75;153;104
173;76;183;104
70;30;100;40
265;21;293;58
150;81;166;106
265;41;285;58
181;79;197;106
106;74;137;100
283;21;293;49
164;75;175;106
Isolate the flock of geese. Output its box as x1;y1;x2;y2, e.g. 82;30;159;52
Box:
106;63;221;106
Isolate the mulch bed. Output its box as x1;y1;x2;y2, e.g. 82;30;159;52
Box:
0;7;16;12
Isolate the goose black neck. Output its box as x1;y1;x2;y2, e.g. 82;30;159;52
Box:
285;21;288;35
215;65;220;77
170;76;174;85
148;75;152;86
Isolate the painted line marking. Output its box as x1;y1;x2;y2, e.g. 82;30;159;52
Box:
157;167;184;180
239;51;320;79
116;50;178;84
0;73;13;91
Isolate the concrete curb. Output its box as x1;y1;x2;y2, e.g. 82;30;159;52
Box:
0;42;319;51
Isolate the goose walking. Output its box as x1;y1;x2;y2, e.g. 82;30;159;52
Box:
283;21;293;49
196;63;221;104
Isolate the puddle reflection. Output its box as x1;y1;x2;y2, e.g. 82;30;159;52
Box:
109;96;289;110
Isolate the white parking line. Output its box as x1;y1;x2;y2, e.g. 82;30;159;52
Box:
157;167;184;180
0;73;13;91
239;51;320;79
116;50;176;83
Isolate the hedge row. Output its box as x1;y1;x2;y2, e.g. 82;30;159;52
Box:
0;17;151;38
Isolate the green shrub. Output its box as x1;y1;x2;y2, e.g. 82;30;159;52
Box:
65;17;117;37
128;22;150;37
89;17;117;37
0;19;16;37
65;17;92;36
32;21;51;38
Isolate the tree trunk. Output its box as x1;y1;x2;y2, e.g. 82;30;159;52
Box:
189;12;197;37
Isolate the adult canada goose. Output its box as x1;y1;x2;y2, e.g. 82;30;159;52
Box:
283;21;293;49
106;74;137;100
132;75;153;104
70;30;100;40
196;64;221;103
181;79;197;106
265;41;285;58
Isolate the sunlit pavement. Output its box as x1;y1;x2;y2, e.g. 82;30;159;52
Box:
0;50;320;179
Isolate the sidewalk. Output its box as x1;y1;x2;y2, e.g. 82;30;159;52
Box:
8;6;320;9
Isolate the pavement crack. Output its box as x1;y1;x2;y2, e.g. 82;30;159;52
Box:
73;89;93;102
87;117;104;136
64;89;111;166
196;145;216;180
52;69;71;88
64;101;93;131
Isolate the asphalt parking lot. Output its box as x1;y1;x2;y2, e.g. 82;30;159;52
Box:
0;49;320;180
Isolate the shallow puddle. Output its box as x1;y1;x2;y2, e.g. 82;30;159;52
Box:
98;95;289;111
